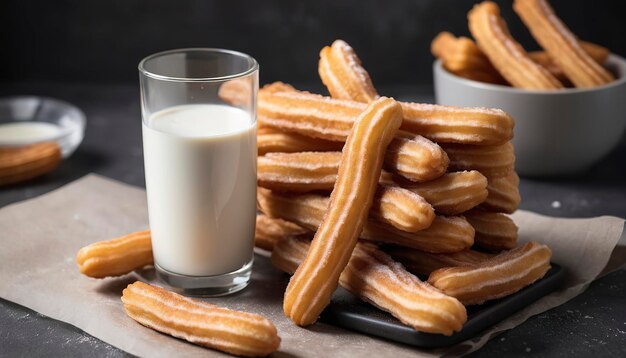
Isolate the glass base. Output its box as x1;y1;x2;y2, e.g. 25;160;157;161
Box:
155;258;253;297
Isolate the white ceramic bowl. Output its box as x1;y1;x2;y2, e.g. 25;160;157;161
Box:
433;55;626;177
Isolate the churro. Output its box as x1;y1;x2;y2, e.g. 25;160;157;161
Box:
283;97;402;326
442;142;515;176
257;152;340;192
428;242;552;305
255;214;308;251
529;42;611;85
257;188;474;253
464;210;518;251
76;230;152;279
319;40;379;102
384;246;493;276
468;1;563;89
370;185;436;232
257;127;343;156
481;171;521;214
431;31;506;84
314;39;514;145
257;149;445;191
0;142;62;186
259;91;514;145
385;131;449;182
76;217;303;279
122;281;281;357
273;237;467;335
399;171;489;215
514;0;614;88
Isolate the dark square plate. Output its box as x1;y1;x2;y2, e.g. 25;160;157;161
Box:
320;264;564;348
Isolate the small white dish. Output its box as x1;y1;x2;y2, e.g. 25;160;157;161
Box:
433;55;626;177
0;96;86;158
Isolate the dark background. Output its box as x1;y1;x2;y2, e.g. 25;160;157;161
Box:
2;0;625;86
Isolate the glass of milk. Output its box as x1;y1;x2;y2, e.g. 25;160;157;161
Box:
139;49;258;296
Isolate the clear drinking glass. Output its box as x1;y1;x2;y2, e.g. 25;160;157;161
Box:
139;49;258;296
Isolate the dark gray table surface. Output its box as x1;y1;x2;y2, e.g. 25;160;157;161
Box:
1;82;625;357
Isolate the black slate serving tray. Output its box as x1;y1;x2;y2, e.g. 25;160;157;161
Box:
320;264;564;348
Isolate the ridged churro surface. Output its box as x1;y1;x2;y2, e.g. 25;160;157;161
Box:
431;31;506;84
255;214;308;251
468;1;563;89
465;210;518;251
481;171;521;213
273;237;467;335
122;281;281;357
257;128;343;156
283;97;403;326
319;40;379;102
76;230;152;278
428;242;552;305
514;0;614;88
442;142;515;176
385;246;493;276
402;171;488;215
257;188;473;253
259;91;514;146
385;132;449;182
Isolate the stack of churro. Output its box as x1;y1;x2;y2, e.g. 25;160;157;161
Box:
246;38;551;333
432;0;614;89
75;36;556;356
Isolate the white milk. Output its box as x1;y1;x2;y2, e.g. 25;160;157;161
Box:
142;104;257;276
0;122;61;144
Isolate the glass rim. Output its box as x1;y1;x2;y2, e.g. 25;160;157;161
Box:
138;48;259;83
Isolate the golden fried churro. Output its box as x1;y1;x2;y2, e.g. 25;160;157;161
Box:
122;281;281;357
255;214;308;251
259;91;514;145
527;51;572;85
431;31;506;84
398;102;514;145
0;142;62;186
371;185;435;233
385;131;449;182
319;40;379;102
365;216;474;253
384;246;493;276
464;210;518;251
283;97;403;326
314;39;514;145
257;152;340;192
528;41;610;84
481;171;521;214
468;1;563;89
273;237;467;335
428;242;551;305
76;230;152;279
442;142;515;176
258;91;361;142
76;218;302;278
257;127;343;156
257;148;446;192
400;171;489;215
514;0;614;88
257;188;473;253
